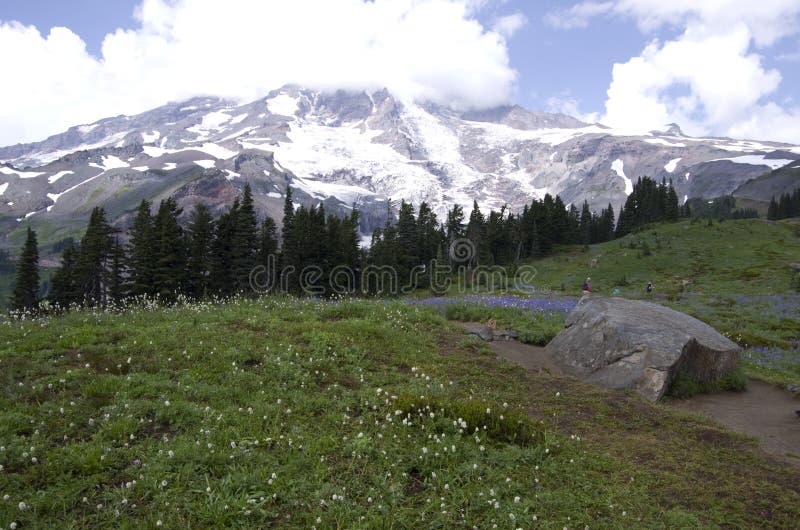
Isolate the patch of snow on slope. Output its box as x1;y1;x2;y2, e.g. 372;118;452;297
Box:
221;126;257;142
271;118;472;213
402;101;462;165
683;195;688;205
664;158;681;173
0;166;45;179
48;171;73;184
194;143;238;160
163;163;177;170
711;155;794;170
224;170;239;181
266;192;282;198
685;172;691;181
292;175;375;204
0;182;8;195
645;138;686;148
78;124;98;134
229;113;248;125
611;159;633;195
88;155;129;171
25;131;131;165
194;160;216;169
267;94;300;116
187;111;232;137
132;166;149;172
141;131;161;143
143;145;176;157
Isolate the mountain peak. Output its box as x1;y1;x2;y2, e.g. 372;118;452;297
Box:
651;123;685;137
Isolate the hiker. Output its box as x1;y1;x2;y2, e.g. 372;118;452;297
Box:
646;280;654;295
582;277;591;294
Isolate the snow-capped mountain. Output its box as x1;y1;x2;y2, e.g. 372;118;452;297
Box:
1;85;799;248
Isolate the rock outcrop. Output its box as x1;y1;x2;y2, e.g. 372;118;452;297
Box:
545;297;741;401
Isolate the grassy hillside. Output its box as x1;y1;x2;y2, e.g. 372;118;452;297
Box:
1;298;798;528
525;218;799;297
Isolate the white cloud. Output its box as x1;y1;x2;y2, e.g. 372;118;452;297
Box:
492;13;528;38
0;0;518;146
547;1;800;143
546;94;599;124
543;1;613;30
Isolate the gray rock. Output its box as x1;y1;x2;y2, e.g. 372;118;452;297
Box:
466;327;519;342
467;326;494;342
545;297;741;402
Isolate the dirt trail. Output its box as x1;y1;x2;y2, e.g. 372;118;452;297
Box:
457;322;800;466
671;381;800;462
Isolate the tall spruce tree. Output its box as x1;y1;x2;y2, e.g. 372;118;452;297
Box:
74;207;115;306
232;183;259;293
210;199;240;296
9;226;40;312
50;243;79;308
186;203;215;299
127;200;155;297
257;216;279;272
108;236;125;304
152;198;186;301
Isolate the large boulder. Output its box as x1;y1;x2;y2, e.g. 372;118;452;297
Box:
545;297;741;401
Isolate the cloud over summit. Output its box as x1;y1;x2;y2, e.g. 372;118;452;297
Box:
0;0;518;146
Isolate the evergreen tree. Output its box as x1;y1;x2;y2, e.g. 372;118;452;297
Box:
579;200;592;245
152;197;186;301
50;243;79;308
127;200;155;297
186;203;215;299
108;236;125;304
74;207;115;306
445;204;465;243
396;200;418;285
257;216;279;267
232;183;259;293
466;200;485;267
9;226;40;312
210;199;239;296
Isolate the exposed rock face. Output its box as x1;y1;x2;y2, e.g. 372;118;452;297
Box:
545;297;741;402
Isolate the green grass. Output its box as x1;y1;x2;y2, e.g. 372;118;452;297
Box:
1;298;798;528
523;218;799;297
667;367;749;399
441;302;564;346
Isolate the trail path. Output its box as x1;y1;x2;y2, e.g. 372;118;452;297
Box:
457;322;800;466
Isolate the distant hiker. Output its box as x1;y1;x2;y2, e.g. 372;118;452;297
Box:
646;280;654;295
582;277;591;294
612;287;620;296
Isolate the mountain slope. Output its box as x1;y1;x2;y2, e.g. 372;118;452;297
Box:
1;85;799;249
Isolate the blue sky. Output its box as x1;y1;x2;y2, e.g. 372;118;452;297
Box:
0;0;799;145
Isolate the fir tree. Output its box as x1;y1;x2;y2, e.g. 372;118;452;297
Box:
9;226;40;312
152;198;186;301
232;183;259;293
127;200;155;297
74;207;115;306
186;203;215;299
50;243;79;308
210;199;239;296
108;236;125;304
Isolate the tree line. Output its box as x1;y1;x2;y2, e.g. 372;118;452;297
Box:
7;176;682;310
767;188;800;220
